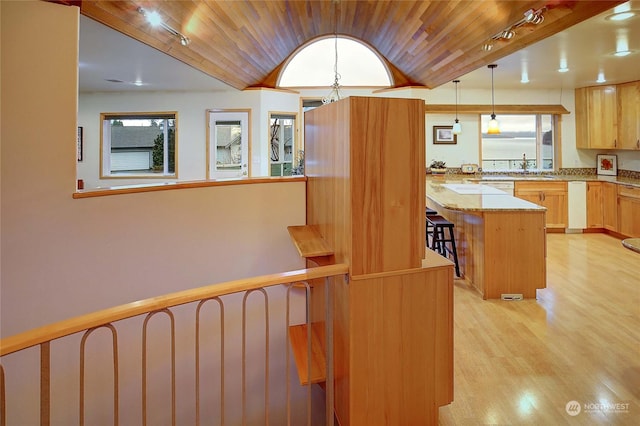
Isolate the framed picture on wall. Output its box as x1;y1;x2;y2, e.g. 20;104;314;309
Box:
596;154;617;176
77;126;83;162
433;125;457;144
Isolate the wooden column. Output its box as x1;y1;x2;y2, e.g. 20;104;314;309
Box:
304;97;453;425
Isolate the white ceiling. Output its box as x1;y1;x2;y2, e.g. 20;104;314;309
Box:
79;1;640;93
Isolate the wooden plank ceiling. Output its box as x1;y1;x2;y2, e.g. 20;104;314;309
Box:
78;0;624;91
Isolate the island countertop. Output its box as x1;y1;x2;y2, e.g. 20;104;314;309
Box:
426;181;545;212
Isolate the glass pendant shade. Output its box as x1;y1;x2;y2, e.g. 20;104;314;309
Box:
452;79;462;135
487;114;500;134
452;120;462;135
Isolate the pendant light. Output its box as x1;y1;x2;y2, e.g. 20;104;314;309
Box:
487;64;500;134
322;0;342;104
452;79;462;135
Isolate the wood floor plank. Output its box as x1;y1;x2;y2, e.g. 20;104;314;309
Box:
439;233;640;425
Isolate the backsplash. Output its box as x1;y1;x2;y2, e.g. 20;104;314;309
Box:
438;167;640;180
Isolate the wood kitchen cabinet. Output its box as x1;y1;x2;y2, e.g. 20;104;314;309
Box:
617;81;640;150
575;85;618;149
602;182;618;232
515;181;568;229
586;181;603;228
618;185;640;238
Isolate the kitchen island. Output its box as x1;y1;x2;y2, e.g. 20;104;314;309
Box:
427;181;546;299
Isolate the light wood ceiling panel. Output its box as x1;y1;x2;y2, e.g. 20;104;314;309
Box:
78;0;626;91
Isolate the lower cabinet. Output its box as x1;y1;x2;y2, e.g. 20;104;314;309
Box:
515;181;568;229
618;185;640;238
586;181;603;228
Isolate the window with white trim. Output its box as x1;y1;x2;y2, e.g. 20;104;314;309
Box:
101;112;177;178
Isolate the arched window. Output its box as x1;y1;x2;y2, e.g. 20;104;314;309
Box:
278;36;392;88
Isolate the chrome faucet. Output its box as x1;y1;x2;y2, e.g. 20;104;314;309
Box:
520;153;529;173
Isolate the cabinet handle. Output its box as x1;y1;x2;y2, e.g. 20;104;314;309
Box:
614;139;617;147
637;139;639;149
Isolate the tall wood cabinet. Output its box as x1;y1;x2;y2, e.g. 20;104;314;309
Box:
617;81;640;150
304;97;453;425
575;85;618;149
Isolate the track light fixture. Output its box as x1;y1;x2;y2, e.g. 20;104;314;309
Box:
138;7;190;46
482;6;546;51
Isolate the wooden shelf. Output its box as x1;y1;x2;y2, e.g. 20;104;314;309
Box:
287;225;334;266
288;322;326;385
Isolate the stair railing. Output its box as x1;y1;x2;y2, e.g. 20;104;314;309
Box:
0;264;347;426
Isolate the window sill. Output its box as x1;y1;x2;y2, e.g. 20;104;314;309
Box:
72;176;306;199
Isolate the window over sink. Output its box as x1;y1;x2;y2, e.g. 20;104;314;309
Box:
480;114;557;172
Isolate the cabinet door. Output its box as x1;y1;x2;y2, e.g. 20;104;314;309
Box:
602;182;618;231
575;88;589;149
586;181;603;228
619;196;640;238
588;86;618;149
540;192;568;229
618;185;640;237
617;81;640;150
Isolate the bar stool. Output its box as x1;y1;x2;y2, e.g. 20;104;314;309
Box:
425;208;438;246
426;215;461;277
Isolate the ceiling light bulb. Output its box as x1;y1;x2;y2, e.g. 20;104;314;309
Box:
614;50;631;57
146;10;163;26
596;72;606;83
501;29;515;39
482;43;493;51
558;67;569;73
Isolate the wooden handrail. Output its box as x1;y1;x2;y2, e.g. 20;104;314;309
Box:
0;264;349;356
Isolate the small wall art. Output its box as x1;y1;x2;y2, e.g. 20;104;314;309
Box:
77;126;83;162
433;125;456;144
596;154;617;176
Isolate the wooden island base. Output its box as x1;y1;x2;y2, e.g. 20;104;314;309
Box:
428;182;547;299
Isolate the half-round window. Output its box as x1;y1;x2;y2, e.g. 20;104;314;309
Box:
278;36;392;88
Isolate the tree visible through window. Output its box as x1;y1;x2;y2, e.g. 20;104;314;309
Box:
480;114;556;171
101;112;177;177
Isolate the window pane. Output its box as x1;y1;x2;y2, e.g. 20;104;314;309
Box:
103;115;176;176
215;120;242;170
481;114;554;171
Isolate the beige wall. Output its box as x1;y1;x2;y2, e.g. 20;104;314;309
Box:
1;2;312;424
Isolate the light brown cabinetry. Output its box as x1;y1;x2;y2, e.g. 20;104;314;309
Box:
586;181;603;228
617;81;640;150
515;181;568;229
618;185;640;238
602;182;618;232
575;85;618;149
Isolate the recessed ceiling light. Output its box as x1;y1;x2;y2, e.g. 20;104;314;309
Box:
606;11;636;21
558;67;569;73
614;50;632;56
596;72;606;83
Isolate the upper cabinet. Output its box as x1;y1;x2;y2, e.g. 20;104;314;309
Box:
617;81;640;150
575;81;640;150
575;85;617;149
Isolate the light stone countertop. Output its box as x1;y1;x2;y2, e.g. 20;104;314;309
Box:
426;181;545;212
444;174;640;187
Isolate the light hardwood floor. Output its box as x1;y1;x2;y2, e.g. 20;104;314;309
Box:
438;233;640;425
